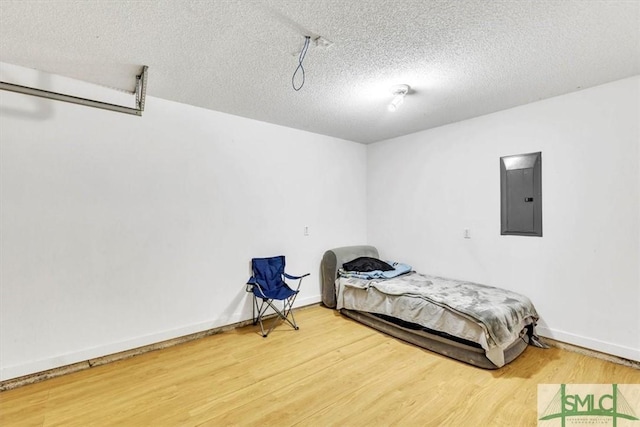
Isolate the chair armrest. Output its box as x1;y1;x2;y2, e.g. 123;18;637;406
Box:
246;276;257;293
247;278;269;298
284;272;309;292
283;272;310;280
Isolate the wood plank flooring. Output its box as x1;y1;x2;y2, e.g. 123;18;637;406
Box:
1;305;638;426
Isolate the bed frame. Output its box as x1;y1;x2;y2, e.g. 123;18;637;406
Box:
321;245;530;369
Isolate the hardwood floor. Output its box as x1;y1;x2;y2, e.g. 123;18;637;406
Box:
1;305;638;426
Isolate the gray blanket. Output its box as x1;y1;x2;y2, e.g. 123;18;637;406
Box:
339;272;539;349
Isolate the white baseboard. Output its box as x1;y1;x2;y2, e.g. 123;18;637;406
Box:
536;326;640;363
4;302;633;385
0;296;321;382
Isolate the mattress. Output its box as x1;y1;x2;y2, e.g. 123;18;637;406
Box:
335;272;538;367
321;245;542;368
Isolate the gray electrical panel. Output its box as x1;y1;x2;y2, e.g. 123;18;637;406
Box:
500;152;542;236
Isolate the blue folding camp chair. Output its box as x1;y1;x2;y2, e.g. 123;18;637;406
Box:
246;256;309;337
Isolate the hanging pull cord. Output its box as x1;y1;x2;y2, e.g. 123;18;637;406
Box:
292;36;311;91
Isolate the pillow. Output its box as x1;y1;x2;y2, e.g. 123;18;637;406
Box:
342;257;394;272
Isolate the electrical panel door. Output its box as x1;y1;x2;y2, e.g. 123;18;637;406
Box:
500;152;542;236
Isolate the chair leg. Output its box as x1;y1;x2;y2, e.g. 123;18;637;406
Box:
258;296;300;337
288;303;299;331
280;296;298;330
284;293;299;330
267;297;299;335
252;295;257;325
252;297;271;337
264;300;286;337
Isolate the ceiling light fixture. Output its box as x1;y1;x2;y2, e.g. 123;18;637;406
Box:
388;84;410;112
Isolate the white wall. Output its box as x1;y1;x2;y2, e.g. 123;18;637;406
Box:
2;70;637;382
367;76;640;361
0;77;367;380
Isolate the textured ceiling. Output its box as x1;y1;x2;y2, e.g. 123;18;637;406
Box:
1;0;639;143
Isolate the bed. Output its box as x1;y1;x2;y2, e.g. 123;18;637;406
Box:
321;245;544;369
